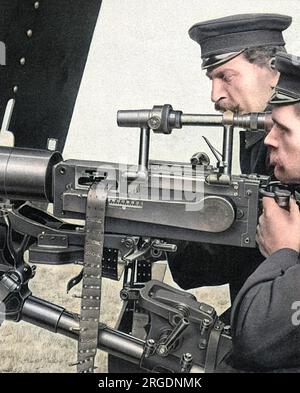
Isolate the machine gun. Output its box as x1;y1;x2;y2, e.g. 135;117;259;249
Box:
1;104;292;373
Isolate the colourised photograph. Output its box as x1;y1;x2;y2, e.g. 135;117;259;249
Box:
0;0;300;376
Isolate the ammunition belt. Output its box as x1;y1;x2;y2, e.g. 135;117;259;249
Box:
77;182;110;373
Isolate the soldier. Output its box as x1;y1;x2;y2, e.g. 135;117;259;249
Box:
168;14;292;320
230;52;300;372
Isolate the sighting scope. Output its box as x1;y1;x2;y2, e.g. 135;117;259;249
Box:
117;104;273;134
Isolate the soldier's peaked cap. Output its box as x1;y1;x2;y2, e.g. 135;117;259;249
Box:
270;52;300;104
189;13;292;69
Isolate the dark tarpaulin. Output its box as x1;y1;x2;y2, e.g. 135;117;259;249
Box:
0;0;102;152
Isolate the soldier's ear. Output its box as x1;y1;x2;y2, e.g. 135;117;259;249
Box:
269;57;276;70
268;58;280;88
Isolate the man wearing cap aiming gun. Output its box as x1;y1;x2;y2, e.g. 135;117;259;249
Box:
169;14;292;316
229;53;300;372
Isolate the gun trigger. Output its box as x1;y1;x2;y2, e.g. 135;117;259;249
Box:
67;268;83;293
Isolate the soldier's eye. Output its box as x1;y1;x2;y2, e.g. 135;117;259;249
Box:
274;122;288;134
223;74;234;83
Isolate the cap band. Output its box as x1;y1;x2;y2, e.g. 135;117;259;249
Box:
200;29;285;57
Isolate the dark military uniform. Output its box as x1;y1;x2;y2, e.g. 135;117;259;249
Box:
229;248;300;372
240;130;270;175
168;14;291;313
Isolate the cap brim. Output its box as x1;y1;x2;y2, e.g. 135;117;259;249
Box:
202;50;245;70
269;90;300;104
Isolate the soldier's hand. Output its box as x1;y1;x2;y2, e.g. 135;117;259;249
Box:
256;196;300;257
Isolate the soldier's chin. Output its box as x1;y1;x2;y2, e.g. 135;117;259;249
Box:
274;166;290;183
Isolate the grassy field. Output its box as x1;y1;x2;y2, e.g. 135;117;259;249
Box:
0;263;230;373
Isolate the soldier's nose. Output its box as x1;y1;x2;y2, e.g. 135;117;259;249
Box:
211;80;226;103
264;126;279;148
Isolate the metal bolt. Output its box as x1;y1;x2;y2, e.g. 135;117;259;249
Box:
20;57;26;66
13;86;18;93
156;344;168;356
200;318;211;335
124;237;134;249
180;352;193;373
223;325;231;336
183;352;192;361
198;338;207;350
120;289;129;301
214;321;223;330
148;116;161;129
34;2;40;9
144;339;156;358
59;167;66;175
246;189;252;197
203;318;211;326
236;209;244;219
27;29;33;38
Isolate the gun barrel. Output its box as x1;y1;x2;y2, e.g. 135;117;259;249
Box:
0;147;62;202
